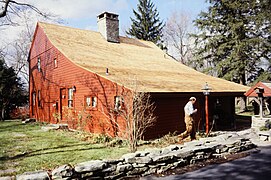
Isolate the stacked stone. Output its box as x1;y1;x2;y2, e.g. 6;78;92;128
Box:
15;133;256;180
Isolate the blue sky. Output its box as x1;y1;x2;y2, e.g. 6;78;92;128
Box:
1;0;209;43
40;0;209;33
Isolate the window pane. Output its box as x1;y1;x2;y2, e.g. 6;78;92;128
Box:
92;97;97;107
86;97;91;107
32;92;36;106
68;88;73;99
54;58;58;68
115;96;122;110
68;100;73;107
68;88;73;108
37;58;41;72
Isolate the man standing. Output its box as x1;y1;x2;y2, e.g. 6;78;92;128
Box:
180;97;197;140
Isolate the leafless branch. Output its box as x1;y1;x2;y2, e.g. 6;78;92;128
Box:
80;75;157;152
0;0;10;18
163;11;195;65
0;0;57;26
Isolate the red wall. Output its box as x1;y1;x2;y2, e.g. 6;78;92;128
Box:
29;24;127;137
144;95;202;139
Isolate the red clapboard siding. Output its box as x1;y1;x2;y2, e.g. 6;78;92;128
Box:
29;24;128;137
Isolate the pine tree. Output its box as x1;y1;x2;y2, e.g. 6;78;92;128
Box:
193;0;271;85
127;0;164;47
0;58;27;120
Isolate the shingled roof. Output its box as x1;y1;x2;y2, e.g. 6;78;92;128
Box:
245;81;271;97
37;22;249;93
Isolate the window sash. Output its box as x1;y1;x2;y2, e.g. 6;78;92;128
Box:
92;97;97;107
37;57;41;72
85;96;97;108
54;58;58;68
114;96;123;110
86;97;91;107
32;92;36;106
68;88;73;107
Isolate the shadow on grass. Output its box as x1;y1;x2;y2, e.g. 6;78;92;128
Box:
0;142;105;161
0;122;26;132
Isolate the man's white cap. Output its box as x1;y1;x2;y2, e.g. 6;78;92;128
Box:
189;97;196;101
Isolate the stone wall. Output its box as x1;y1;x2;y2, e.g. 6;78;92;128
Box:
251;115;271;131
15;132;256;180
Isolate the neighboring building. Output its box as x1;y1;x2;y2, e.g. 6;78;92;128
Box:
245;81;271;97
29;12;249;139
245;81;271;115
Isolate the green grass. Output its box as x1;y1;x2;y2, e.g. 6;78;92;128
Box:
0;121;130;176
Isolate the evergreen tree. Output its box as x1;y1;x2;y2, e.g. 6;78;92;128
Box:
0;57;27;120
127;0;164;47
193;0;271;85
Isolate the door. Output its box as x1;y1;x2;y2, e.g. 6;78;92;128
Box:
60;88;67;120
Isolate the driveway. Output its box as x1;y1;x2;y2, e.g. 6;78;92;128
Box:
142;144;271;180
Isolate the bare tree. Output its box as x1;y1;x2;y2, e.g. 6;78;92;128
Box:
5;10;37;84
163;11;194;65
117;79;157;150
122;90;156;152
108;91;156;152
2;7;61;86
80;75;157;152
0;0;51;26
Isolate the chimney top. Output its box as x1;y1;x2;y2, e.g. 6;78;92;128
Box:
97;12;119;20
97;12;120;43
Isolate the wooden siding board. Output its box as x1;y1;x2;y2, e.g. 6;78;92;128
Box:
29;24;127;137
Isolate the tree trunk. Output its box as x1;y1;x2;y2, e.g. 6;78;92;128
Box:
1;107;5;120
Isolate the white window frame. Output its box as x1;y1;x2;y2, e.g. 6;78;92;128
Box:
92;96;97;108
54;57;58;68
114;96;123;110
86;96;91;107
68;88;73;108
85;96;97;108
32;92;36;106
37;57;41;72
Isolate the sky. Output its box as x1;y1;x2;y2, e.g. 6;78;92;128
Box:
0;0;210;50
27;0;209;34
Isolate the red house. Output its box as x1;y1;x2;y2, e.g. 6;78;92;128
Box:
29;12;249;139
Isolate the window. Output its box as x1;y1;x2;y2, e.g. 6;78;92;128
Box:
86;96;91;107
85;96;97;108
38;90;41;107
54;58;58;68
68;88;73;107
32;92;36;106
37;57;41;72
114;96;123;110
92;97;97;107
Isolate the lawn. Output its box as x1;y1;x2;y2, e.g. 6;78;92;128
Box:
0;121;130;177
0;113;253;177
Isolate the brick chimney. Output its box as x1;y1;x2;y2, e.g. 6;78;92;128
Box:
97;12;119;43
